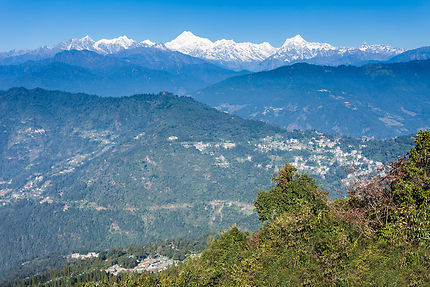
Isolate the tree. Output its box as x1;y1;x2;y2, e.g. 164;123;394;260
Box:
254;163;327;223
393;130;430;208
348;130;430;244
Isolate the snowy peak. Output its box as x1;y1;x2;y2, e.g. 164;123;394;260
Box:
263;35;339;66
80;35;95;44
0;32;408;72
165;31;213;53
42;35;162;55
282;34;307;46
56;35;96;51
281;35;336;51
357;42;404;54
94;35;140;54
165;31;277;70
141;39;156;46
96;35;136;48
174;31;212;44
257;35;406;70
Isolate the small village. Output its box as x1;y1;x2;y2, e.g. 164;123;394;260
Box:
0;131;385;207
105;255;178;275
178;133;383;187
66;251;178;275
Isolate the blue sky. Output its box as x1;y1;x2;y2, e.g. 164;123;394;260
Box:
0;0;429;51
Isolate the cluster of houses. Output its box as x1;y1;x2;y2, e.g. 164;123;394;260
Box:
254;135;383;182
68;252;99;260
106;255;177;275
173;134;383;185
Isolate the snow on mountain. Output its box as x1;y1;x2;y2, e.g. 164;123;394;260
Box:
165;31;277;71
0;32;407;71
272;34;336;62
56;35;96;51
357;42;399;53
165;32;404;71
93;35;140;54
259;35;404;70
165;31;213;55
141;39;156;46
0;35;160;64
54;35;158;54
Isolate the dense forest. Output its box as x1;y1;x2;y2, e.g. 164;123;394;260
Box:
10;131;429;286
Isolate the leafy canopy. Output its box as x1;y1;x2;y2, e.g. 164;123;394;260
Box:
254;162;327;223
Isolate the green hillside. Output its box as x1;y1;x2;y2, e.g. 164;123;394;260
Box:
11;131;430;287
0;88;413;281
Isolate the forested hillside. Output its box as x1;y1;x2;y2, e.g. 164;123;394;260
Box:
11;131;430;286
0;88;413;282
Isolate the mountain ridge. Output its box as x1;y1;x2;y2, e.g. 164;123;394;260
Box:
194;60;430;138
0;49;240;97
0;32;407;71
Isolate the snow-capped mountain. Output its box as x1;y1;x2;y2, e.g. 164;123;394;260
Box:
165;32;405;71
259;35;404;70
165;31;277;71
0;32;408;70
56;35;97;51
275;34;336;61
0;35;158;64
54;35;157;54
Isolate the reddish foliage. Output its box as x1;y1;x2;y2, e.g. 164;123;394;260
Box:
337;157;408;236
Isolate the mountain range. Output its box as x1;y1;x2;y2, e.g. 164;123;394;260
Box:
166;32;405;71
389;46;430;63
0;33;428;138
194;60;430;138
0;48;239;97
0;35;157;64
0;32;408;71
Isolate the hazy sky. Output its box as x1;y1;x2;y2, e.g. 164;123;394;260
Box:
0;0;429;51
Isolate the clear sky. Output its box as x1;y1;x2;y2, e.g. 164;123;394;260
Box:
0;0;429;52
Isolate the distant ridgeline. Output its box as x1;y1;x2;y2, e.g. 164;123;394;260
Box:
0;49;240;97
10;131;430;286
0;88;413;282
0;41;429;139
195;60;430;138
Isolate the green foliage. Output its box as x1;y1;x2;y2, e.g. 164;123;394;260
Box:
348;130;430;246
254;162;327;222
360;134;415;163
393;131;430;208
11;234;212;286
389;131;430;244
61;131;428;286
201;226;249;269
